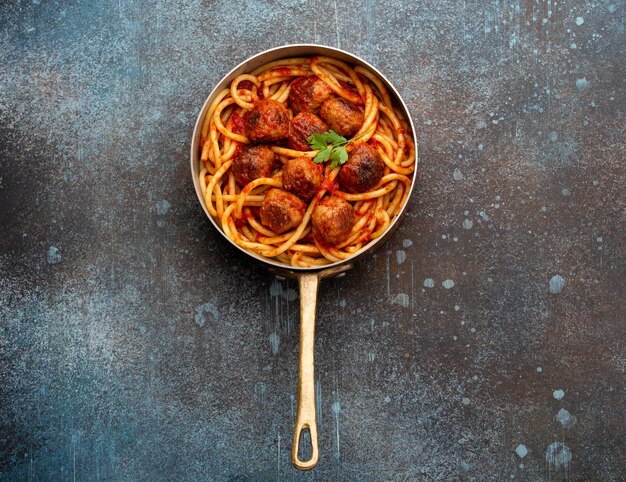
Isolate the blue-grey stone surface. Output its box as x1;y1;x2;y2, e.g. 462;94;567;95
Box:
1;0;624;480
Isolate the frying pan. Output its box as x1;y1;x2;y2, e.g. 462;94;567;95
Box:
190;44;418;470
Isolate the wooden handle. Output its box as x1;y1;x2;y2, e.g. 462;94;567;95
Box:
291;272;320;470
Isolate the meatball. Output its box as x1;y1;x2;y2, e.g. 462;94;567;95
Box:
260;188;306;234
311;196;355;245
288;112;328;151
282;157;324;201
231;145;276;186
247;99;290;142
339;144;385;192
319;97;364;137
288;75;333;114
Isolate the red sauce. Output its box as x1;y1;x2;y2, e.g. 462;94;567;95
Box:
234;208;257;229
275;67;293;77
248;207;260;218
230;112;248;135
314;236;334;250
368;138;381;150
340;81;363;105
232;142;243;158
317;177;339;200
234;216;247;229
238;80;254;91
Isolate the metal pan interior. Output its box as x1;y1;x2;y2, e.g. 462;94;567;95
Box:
190;44;418;272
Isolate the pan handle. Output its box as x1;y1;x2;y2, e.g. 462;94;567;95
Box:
292;272;320;470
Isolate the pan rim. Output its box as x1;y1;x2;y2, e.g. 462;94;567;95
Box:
190;43;419;272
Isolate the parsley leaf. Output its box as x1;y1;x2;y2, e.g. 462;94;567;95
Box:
321;130;346;146
329;147;348;169
308;133;328;151
307;128;373;168
314;147;332;164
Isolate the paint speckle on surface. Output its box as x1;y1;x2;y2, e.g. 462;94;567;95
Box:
384;395;391;403
282;288;297;302
269;281;296;301
423;278;435;288
194;302;219;327
391;293;410;307
462;397;470;405
269;332;280;355
269;280;283;297
549;275;566;294
556;408;577;428
396;250;407;265
453;168;464;181
546;442;572;469
454;304;460;311
462;219;473;229
576;78;590;90
562;188;571;196
442;279;455;289
516;444;528;458
548;131;558;142
537;367;543;373
576;16;585;25
156;199;171;215
402;239;413;248
46;246;62;264
331;401;342;414
553;389;565;400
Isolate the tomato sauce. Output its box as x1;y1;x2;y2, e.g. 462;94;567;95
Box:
230;112;248;135
238;80;254;91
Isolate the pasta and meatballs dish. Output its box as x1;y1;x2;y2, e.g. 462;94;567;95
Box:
197;55;415;267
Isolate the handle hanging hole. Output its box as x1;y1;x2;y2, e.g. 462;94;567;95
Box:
296;427;312;462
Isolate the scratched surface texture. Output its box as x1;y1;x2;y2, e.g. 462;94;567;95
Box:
0;0;624;480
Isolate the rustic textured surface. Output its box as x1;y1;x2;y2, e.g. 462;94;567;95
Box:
1;0;624;480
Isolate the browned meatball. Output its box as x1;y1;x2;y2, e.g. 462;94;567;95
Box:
231;145;276;186
282;157;324;201
260;188;306;234
288;113;328;151
247;99;290;142
339;144;385;192
289;75;333;114
319;97;364;137
311;196;355;245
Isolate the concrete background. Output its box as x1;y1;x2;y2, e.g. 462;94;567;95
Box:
0;0;624;480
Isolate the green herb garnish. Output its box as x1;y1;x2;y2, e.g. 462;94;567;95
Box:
307;128;373;169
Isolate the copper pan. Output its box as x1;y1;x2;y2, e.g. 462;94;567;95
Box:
190;44;418;470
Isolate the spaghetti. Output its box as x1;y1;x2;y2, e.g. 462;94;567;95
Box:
198;56;415;268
